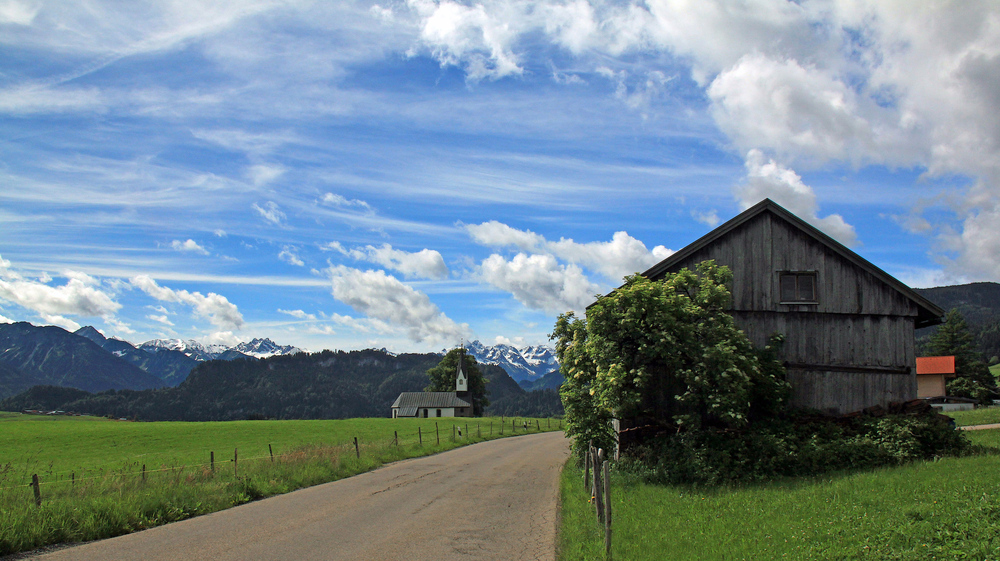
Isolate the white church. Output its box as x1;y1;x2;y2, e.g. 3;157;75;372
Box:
390;352;474;418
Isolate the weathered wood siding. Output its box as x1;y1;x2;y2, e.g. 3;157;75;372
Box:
653;211;919;413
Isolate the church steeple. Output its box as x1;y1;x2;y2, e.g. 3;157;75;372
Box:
456;345;468;394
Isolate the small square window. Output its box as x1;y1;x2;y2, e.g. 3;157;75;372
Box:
779;273;818;303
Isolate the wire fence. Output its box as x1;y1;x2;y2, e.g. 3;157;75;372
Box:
1;417;564;507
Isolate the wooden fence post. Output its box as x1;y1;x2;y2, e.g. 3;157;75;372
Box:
465;423;468;439
31;474;41;507
595;449;605;524
436;422;440;445
234;448;238;478
394;430;398;446
269;444;274;463
453;424;456;441
604;459;612;558
211;451;215;472
418;427;422;445
354;437;360;459
536;420;540;431
142;464;146;483
71;472;75;487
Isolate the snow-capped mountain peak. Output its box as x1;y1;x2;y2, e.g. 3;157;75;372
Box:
464;340;558;382
233;338;304;359
138;337;302;361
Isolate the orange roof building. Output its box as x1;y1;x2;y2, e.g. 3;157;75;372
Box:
916;356;956;398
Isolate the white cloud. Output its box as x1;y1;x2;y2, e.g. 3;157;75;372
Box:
278;308;316;320
214;229;227;237
0;256;122;318
252;201;286;226
345;243;449;280
130;275;244;330
201;331;242;347
278;246;305;266
738;149;857;247
708;54;874;166
40;314;81;332
247;163;285;186
475;252;600;313
325;264;465;344
0;0;39;25
171;239;209;255
147;314;174;326
466;220;545;251
105;316;135;335
691;209;720;228
0;312;13;324
320;193;373;212
406;0;524;82
466;221;670;281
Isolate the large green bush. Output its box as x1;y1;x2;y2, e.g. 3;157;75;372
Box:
622;410;971;485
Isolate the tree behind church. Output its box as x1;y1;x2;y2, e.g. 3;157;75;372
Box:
425;349;489;416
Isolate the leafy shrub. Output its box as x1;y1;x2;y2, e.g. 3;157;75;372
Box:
624;409;971;486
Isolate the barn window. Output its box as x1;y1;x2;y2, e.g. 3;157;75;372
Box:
436;409;442;417
779;273;817;303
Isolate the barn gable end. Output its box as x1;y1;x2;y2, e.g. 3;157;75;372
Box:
640;199;944;414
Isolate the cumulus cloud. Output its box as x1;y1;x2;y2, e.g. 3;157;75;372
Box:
340;243;449;280
278;308;316;320
104;316;135;335
476;253;601;313
738;149;857;247
171;239;209;255
0;255;122;319
466;221;671;281
252;201;286;226
691;209;720;228
202;331;242;347
325;264;464;344
40;314;81;332
278;246;304;266
320;193;372;212
130;275;244;330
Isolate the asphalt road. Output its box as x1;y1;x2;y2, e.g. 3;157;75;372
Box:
29;430;570;561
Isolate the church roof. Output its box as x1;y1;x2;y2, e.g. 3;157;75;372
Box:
391;392;471;410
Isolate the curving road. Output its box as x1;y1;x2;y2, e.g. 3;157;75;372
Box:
30;431;570;561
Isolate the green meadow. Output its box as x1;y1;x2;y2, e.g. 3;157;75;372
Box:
559;429;1000;560
0;413;561;555
947;407;1000;427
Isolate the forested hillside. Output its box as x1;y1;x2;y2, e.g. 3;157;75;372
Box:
0;322;165;398
916;282;1000;361
0;349;562;420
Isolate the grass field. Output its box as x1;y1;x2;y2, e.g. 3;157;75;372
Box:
946;407;1000;427
559;430;1000;560
0;413;560;555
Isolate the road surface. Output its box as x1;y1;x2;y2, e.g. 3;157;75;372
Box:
28;431;569;561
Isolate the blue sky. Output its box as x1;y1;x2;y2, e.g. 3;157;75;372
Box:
1;0;999;352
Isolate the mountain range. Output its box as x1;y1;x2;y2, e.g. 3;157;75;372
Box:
464;340;559;382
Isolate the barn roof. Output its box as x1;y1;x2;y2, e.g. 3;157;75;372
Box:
391;392;471;409
640;198;945;328
916;356;956;375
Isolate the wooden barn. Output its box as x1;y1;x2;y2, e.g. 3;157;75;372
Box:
642;199;944;414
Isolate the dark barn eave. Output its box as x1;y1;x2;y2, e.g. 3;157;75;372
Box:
632;199;944;329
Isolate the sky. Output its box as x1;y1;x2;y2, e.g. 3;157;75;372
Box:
1;0;999;353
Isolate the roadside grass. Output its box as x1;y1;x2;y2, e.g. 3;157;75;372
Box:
946;407;1000;427
0;414;560;556
559;430;1000;561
